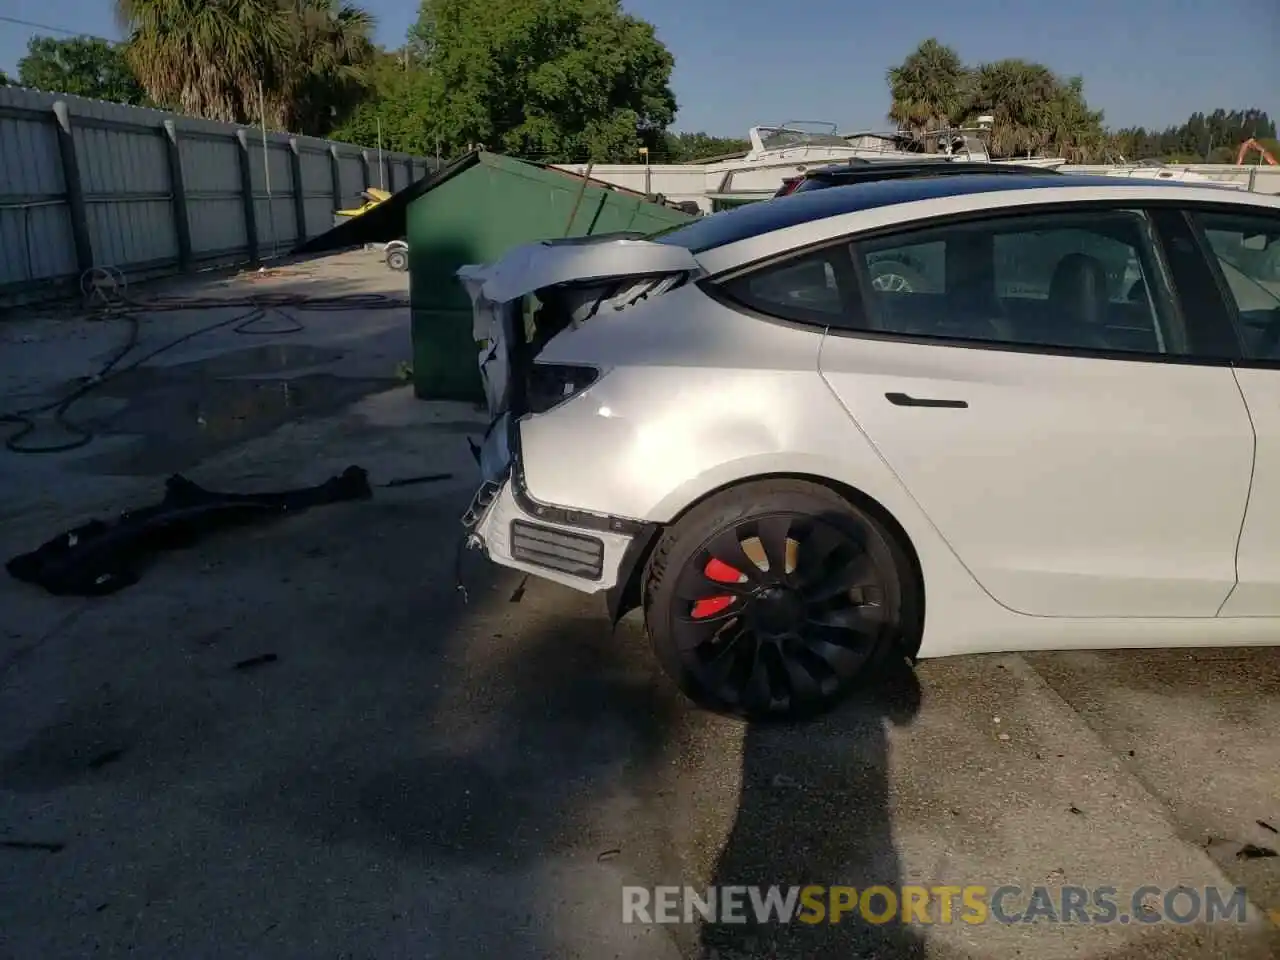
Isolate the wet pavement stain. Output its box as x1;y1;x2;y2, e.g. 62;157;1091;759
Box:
67;346;399;475
100;344;349;383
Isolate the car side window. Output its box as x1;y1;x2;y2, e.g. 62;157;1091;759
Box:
718;246;850;324
1189;210;1280;361
847;209;1189;356
866;241;945;294
993;228;1137;301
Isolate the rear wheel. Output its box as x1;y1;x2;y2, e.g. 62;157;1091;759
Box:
643;480;920;720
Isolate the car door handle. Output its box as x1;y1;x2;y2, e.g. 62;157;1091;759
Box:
885;392;968;409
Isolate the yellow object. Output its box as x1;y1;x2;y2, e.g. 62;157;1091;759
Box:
335;187;393;219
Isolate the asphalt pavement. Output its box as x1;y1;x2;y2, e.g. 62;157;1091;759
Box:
1;252;1276;959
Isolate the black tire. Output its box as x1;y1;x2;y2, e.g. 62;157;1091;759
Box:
386;247;408;272
643;479;920;720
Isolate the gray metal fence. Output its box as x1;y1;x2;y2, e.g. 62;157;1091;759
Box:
0;85;433;304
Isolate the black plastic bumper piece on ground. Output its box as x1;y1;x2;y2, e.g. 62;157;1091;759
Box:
6;467;372;596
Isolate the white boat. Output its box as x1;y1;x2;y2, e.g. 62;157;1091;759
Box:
696;121;952;198
1097;159;1248;190
708;124;1067;207
839;125;1067;169
554;120;1068;213
990;155;1069;169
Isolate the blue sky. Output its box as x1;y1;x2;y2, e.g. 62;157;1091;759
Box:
2;0;1276;135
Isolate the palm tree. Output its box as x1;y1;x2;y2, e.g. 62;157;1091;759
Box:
117;0;374;135
1045;76;1108;161
886;38;968;147
968;59;1060;158
117;0;293;123
282;0;376;135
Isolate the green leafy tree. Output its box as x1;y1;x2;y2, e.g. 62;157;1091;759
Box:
332;48;442;154
0;70;10;87
17;36;147;104
1112;109;1275;161
407;0;677;163
887;38;968;144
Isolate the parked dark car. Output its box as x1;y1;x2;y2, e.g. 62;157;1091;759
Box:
774;158;1062;198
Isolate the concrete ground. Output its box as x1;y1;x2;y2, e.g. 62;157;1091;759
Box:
1;251;1277;959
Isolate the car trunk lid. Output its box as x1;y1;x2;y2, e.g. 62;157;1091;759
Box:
459;236;701;483
463;237;695;396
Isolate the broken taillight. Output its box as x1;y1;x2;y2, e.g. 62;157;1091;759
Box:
525;363;601;415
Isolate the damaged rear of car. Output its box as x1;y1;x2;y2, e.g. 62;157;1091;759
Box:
458;233;703;599
452;185;941;722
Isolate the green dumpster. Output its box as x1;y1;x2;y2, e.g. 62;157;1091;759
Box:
294;149;696;402
407;151;694;401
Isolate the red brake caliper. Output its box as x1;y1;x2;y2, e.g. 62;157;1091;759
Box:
691;558;747;619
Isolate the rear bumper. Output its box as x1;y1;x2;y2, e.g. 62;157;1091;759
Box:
467;479;637;593
463;418;654;595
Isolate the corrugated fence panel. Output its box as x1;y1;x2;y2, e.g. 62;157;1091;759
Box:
298;145;336;239
298;148;333;193
0;112;64;196
336;152;366;207
0;101;75;286
246;137;298;252
0;203;77;286
187;196;247;259
75;123;176;269
181;135;242;193
181;133;247;259
75;124;169;195
253;197;297;253
304;196;335;238
86;199;178;269
367;155;390;193
247;139;293;194
0;85;429;302
388;159;408;193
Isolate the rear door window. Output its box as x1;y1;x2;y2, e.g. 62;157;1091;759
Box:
993;228;1138;301
848;209;1188;356
1188;210;1280;360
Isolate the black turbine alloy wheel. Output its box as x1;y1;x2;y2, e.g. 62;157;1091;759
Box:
645;481;915;719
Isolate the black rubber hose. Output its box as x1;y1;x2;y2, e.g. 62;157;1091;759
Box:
1;291;408;455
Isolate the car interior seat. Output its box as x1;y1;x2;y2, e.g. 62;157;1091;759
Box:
1047;253;1113;349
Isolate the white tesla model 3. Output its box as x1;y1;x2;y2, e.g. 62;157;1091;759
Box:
458;171;1280;719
